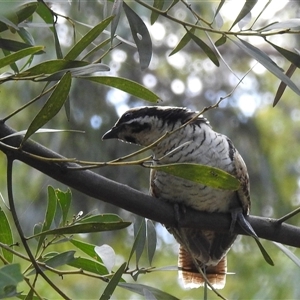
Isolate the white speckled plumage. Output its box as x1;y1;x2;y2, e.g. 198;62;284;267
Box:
103;106;250;289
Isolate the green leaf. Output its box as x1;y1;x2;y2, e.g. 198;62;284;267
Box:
231;37;300;96
214;0;226;20
82;37;111;61
0;207;13;263
150;163;240;190
53;22;63;59
65;16;114;60
0;264;23;299
110;0;123;42
31;221;131;237
273;63;297;107
215;35;227;47
187;30;219;66
20;59;90;77
82;76;160;102
0;38;42;53
267;40;300;68
119;283;180;300
55;188;72;226
123;2;152;70
36;63;110;81
68;257;108;275
44;250;76;268
70;239;104;262
0;15;19;32
0;46;44;70
36;1;53;26
28;251;76;275
230;0;258;29
150;0;164;25
78;213;125;224
37;186;57;253
133;217;146;266
169;30;193;57
15;2;38;24
18;27;35;46
22;72;72;144
146;220;156;266
100;262;126;300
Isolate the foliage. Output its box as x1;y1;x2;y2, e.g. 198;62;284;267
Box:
0;1;300;299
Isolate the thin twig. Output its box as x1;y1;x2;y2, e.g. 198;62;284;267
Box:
276;207;300;225
134;0;300;37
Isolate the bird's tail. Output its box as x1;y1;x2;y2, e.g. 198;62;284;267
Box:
178;246;227;289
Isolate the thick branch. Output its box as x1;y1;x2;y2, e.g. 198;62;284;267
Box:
0;122;299;248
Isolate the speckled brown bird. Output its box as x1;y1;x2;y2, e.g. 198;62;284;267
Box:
102;106;250;289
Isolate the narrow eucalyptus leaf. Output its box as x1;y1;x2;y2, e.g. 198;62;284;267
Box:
214;0;226;20
37;186;57;253
0;38;38;52
31;221;131;237
146;220;157;266
0;46;44;69
77;213;124;224
81;76;159;102
123;2;152;70
37;63;110;81
70;239;104;263
100;262;127;300
151;163;240;190
44;250;76;268
187;30;219;66
169;31;192;57
56;188;72;226
68;257;108;275
65;16;114;60
231;38;300;96
150;0;164;25
20;59;90;77
273;63;297;107
134;217;146;266
22;72;72;144
267;40;300;67
143;288;157;300
215;35;227;47
0;207;13;263
111;0;123;42
230;0;258;29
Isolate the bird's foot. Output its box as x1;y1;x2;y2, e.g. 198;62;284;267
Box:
174;203;187;227
230;207;258;238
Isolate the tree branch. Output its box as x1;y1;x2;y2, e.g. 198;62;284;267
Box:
0;122;299;248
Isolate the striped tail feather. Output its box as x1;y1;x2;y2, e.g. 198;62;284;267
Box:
178;246;227;289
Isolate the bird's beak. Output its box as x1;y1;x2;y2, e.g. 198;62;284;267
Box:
102;127;118;140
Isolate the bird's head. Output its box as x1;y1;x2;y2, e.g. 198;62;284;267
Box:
102;106;208;146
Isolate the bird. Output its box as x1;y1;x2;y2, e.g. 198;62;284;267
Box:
102;106;250;289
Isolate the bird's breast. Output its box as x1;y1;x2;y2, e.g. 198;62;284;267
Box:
150;125;237;212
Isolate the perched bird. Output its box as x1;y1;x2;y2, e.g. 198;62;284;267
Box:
102;106;250;289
